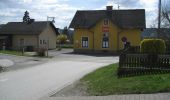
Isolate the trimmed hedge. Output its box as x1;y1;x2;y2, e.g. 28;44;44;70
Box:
165;41;170;53
140;39;166;54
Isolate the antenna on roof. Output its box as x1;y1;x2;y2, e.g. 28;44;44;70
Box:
118;4;120;9
116;0;120;9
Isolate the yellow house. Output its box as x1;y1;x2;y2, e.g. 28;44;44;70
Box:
69;6;146;53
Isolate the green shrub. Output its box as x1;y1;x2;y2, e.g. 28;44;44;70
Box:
0;66;3;72
56;34;68;44
140;39;166;54
165;41;170;51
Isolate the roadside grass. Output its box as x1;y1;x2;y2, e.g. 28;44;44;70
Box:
0;50;53;58
80;63;170;96
0;50;25;56
56;44;73;49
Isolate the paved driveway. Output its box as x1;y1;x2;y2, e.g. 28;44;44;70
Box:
0;53;49;71
0;49;119;100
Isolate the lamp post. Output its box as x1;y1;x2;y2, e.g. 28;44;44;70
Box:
47;16;55;57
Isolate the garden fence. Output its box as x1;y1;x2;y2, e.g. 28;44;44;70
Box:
118;53;170;77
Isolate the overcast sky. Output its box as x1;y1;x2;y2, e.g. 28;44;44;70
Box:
0;0;169;28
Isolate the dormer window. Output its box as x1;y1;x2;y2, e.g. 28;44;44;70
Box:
104;19;109;25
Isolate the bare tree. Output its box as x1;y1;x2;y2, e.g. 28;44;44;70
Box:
161;0;170;28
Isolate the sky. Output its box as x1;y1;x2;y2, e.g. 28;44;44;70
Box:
0;0;169;28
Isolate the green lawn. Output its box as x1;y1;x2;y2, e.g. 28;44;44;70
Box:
80;63;170;95
56;44;73;48
0;50;24;56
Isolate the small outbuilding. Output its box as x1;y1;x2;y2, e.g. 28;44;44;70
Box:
0;21;59;50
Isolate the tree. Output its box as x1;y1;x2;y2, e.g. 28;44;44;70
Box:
56;34;68;44
63;26;68;35
162;9;170;28
23;11;30;23
62;26;74;44
56;34;68;50
161;0;170;28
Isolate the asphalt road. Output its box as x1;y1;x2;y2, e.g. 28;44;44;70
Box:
0;49;119;100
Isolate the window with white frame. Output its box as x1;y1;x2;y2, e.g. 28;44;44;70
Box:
82;37;88;48
43;40;46;44
102;33;109;48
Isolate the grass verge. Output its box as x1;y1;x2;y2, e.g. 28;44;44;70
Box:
56;44;73;49
0;50;24;56
80;63;170;95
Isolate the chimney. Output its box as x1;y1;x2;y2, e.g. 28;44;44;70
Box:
106;6;113;11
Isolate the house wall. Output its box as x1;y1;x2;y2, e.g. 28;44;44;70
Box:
118;29;141;50
39;24;57;49
74;19;142;53
12;35;38;50
90;19;118;51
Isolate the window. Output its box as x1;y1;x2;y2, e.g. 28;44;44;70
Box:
102;33;109;48
82;37;88;48
104;19;109;25
40;40;42;44
43;40;46;44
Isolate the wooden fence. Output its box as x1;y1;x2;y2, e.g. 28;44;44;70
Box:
118;53;170;77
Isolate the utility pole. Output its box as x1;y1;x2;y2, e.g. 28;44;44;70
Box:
158;0;161;38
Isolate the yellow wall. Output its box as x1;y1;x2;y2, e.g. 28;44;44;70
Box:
74;29;93;50
74;19;142;52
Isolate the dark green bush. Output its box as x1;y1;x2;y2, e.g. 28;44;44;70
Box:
165;41;170;54
140;39;166;54
0;66;3;72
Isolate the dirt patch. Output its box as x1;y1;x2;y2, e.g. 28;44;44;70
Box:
51;81;89;97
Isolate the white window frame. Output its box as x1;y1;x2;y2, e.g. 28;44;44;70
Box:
82;37;88;48
43;40;46;44
102;33;109;48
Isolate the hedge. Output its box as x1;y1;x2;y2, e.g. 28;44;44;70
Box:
140;39;166;54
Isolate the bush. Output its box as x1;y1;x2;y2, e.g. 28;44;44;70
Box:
165;41;170;52
140;39;166;54
56;34;68;44
0;66;3;72
26;46;34;52
36;48;46;57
